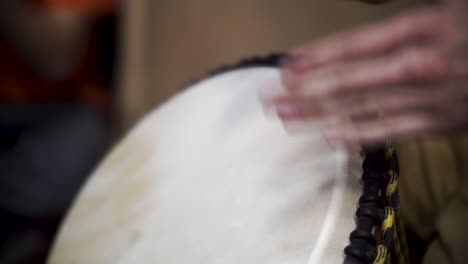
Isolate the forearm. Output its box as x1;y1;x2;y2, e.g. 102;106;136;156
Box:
0;0;93;81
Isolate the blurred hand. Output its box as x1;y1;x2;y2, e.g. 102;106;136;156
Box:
261;0;468;147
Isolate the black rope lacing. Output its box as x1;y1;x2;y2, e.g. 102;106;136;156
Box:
344;144;409;264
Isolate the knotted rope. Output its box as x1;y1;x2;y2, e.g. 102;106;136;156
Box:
344;142;410;264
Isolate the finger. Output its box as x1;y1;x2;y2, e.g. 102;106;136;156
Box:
273;84;449;122
291;45;466;98
284;8;446;72
318;85;449;120
322;111;441;146
273;101;310;120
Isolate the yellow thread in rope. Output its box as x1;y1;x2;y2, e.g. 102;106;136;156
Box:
374;207;396;264
372;139;409;264
374;245;389;264
382;207;395;232
369;138;409;263
384;142;394;161
386;171;398;204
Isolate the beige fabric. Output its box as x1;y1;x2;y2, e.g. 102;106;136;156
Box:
398;134;468;264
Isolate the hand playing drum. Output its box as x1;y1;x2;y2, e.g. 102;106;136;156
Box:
262;0;468;147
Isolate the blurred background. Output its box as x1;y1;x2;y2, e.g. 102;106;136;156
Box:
0;0;422;263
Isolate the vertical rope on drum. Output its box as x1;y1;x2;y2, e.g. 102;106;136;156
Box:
381;143;410;264
343;142;409;264
344;146;385;264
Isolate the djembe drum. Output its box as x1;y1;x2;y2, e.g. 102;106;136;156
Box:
47;56;406;264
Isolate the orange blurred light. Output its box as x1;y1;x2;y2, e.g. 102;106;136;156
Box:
31;0;119;14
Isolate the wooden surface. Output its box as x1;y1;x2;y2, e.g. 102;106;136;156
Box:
48;68;362;263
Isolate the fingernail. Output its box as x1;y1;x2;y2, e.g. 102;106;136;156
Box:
275;103;302;119
279;54;302;68
258;80;287;104
281;67;300;90
279;55;303;90
281;54;314;74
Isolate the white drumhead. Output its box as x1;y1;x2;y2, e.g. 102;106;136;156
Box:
48;67;361;264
